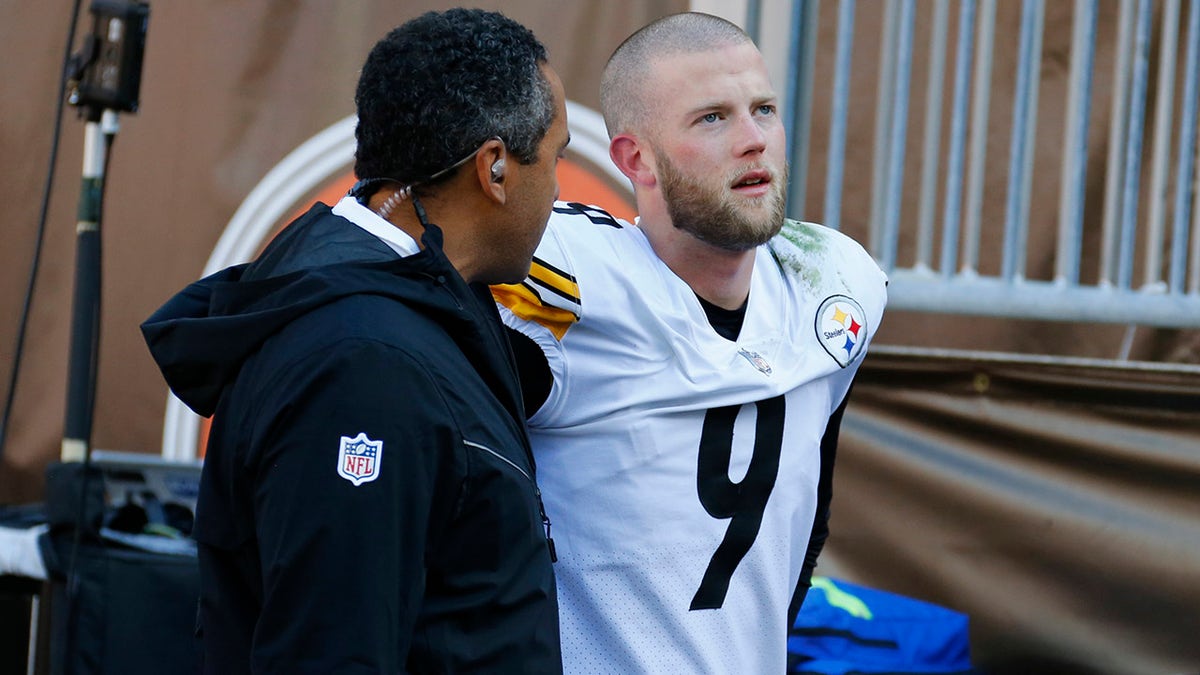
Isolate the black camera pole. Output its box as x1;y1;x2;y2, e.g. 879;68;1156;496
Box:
61;108;115;463
61;1;149;463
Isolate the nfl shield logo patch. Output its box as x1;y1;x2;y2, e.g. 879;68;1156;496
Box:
337;433;383;486
737;348;773;375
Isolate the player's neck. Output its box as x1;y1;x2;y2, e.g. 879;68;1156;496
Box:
648;226;755;310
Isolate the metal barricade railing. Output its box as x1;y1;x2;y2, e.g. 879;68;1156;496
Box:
747;0;1200;328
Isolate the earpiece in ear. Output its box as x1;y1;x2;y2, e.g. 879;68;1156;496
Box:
490;158;506;182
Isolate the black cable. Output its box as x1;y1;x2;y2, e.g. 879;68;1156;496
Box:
0;0;86;461
0;4;108;671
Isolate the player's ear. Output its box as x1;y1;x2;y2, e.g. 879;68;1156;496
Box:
610;134;656;188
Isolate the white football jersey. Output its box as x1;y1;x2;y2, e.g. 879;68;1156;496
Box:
495;202;887;674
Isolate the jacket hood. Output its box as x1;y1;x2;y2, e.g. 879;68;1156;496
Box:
141;205;467;417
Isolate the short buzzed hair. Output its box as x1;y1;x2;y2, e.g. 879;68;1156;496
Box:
600;12;752;139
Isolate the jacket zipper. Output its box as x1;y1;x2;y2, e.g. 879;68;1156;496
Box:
463;440;557;562
424;272;464;310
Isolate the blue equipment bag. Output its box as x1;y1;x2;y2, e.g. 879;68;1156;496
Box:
788;576;973;674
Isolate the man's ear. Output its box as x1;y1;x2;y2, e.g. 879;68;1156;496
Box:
475;138;508;204
609;134;656;188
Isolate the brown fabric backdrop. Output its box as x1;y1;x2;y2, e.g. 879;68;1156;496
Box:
2;3;1198;674
828;350;1200;673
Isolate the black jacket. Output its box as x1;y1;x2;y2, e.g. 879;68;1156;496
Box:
142;203;561;674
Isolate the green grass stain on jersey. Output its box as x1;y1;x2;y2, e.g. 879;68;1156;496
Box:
771;219;827;289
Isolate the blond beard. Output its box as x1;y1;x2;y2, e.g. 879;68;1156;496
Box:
656;149;788;251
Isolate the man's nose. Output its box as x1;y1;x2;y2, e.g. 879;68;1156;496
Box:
734;114;768;157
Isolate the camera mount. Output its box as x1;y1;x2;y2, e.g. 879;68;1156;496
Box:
61;1;149;462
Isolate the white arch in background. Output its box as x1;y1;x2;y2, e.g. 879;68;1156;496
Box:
161;101;626;460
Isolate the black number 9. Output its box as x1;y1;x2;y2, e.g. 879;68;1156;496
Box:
690;395;785;611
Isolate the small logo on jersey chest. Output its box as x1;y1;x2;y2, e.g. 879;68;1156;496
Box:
816;295;868;368
737;348;773;375
337;433;382;486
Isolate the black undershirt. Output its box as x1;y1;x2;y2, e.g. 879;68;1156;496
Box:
506;293;749;417
694;294;748;342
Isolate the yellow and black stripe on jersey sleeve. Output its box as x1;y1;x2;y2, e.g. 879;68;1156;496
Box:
492;255;581;340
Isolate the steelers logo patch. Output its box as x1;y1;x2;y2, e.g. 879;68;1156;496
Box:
815;295;868;368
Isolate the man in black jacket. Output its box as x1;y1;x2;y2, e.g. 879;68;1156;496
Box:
141;9;569;673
